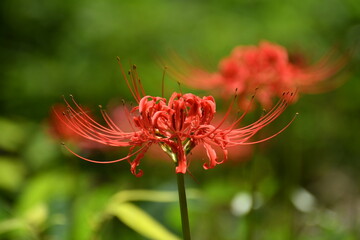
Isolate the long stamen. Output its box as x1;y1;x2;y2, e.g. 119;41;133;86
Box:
98;105;123;132
65;99;131;139
61;142;149;163
226;94;294;143
177;81;183;95
162;66;167;98
62;111;131;146
225;88;258;131
227;113;299;146
133;65;146;97
129;67;141;102
55;98;135;146
117;57;140;103
229;92;294;134
66;95;121;134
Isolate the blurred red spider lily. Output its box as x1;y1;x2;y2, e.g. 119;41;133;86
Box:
169;41;347;109
54;61;297;177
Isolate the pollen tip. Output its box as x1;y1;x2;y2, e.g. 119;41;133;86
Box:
62;112;66;115
132;64;137;69
69;94;74;98
116;56;120;61
98;105;103;109
61;142;65;145
296;112;299;115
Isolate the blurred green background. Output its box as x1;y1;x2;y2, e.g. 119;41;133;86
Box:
1;0;360;239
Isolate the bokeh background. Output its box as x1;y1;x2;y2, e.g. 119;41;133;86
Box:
1;0;360;239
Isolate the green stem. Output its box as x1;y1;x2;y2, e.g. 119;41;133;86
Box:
176;173;191;240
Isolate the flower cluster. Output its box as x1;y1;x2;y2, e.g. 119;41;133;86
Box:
170;41;346;109
55;86;295;177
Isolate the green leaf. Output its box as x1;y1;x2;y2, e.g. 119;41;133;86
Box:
23;128;59;170
72;185;116;240
0;118;27;152
110;189;201;204
108;202;180;240
23;203;48;228
16;169;76;215
0;219;25;235
0;157;26;192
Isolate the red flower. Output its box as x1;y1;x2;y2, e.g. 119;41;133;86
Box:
169;41;346;109
54;63;296;177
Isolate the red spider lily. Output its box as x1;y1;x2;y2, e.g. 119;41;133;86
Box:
54;62;296;177
169;41;347;109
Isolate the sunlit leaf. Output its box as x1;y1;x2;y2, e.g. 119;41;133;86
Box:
16;169;76;215
0;219;25;235
0;118;27;152
110;189;201;204
24;203;48;228
0;157;26;192
108;202;180;240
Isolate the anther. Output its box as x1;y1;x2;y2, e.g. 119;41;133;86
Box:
61;142;65;145
132;64;137;70
98;105;103;109
69;94;73;98
177;81;183;95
